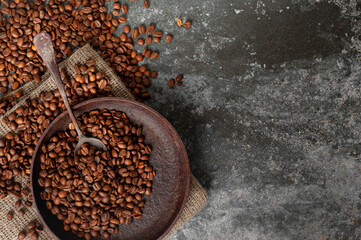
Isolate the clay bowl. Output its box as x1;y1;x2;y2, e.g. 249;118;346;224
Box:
30;97;190;240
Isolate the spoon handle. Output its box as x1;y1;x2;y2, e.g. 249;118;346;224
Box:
33;32;84;138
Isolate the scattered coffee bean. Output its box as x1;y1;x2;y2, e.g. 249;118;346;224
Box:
154;30;163;38
121;4;128;13
18;209;25;216
18;232;26;240
14;200;21;208
35;225;43;232
132;28;140;39
151;52;159;59
139;25;146;35
177;18;183;27
147;24;155;35
113;2;121;10
27;221;36;229
165;35;173;43
6;211;13;221
168;79;175;88
184;21;192;28
137;38;145;46
123;25;131;34
27;229;35;237
145;36;152;45
176;74;184;82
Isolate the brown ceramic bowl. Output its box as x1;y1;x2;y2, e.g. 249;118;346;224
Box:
30;97;190;240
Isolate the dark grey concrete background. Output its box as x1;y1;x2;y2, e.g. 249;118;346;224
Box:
117;0;361;239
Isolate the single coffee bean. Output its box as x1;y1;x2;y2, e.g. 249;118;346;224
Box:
121;5;128;13
35;225;43;232
168;79;175;88
113;2;121;9
165;35;173;43
6;211;13;221
27;222;36;229
137;38;145;46
18;232;26;240
154;30;163;38
139;25;146;35
123;26;131;34
143;0;150;8
184;21;192;28
146;24;155;34
131;28;139;39
14;200;21;208
27;229;35;237
177;18;183;26
145;36;152;45
176;74;184;82
151;52;159;59
18;209;25;216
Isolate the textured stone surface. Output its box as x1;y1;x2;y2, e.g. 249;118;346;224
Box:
122;0;361;239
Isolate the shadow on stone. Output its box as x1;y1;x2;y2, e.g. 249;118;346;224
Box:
245;2;351;65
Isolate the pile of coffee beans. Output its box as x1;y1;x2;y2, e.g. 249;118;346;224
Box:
0;0;188;111
38;109;154;239
0;60;113;238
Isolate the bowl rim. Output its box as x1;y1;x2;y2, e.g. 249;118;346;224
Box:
30;96;190;240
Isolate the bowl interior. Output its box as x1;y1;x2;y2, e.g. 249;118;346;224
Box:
30;97;190;240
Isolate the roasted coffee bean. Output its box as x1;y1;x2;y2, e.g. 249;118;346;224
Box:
168;79;175;88
27;229;35;237
165;35;173;43
113;2;121;9
143;0;149;8
146;24;155;34
18;209;25;216
27;222;36;229
176;74;184;82
154;30;163;38
145;36;152;45
137;38;145;46
139;25;146;35
18;232;26;240
118;17;127;23
151;52;159;59
123;25;131;34
121;5;128;13
177;18;183;27
15;200;21;208
131;28;139;39
184;21;192;28
6;211;13;221
35;225;43;232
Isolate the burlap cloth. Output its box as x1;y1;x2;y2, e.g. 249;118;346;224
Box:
0;44;207;240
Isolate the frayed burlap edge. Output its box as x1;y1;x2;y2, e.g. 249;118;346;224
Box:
0;44;207;240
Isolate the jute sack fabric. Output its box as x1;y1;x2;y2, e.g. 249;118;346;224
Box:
0;44;207;240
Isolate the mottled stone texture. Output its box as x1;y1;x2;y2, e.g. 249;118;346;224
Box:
121;0;361;239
